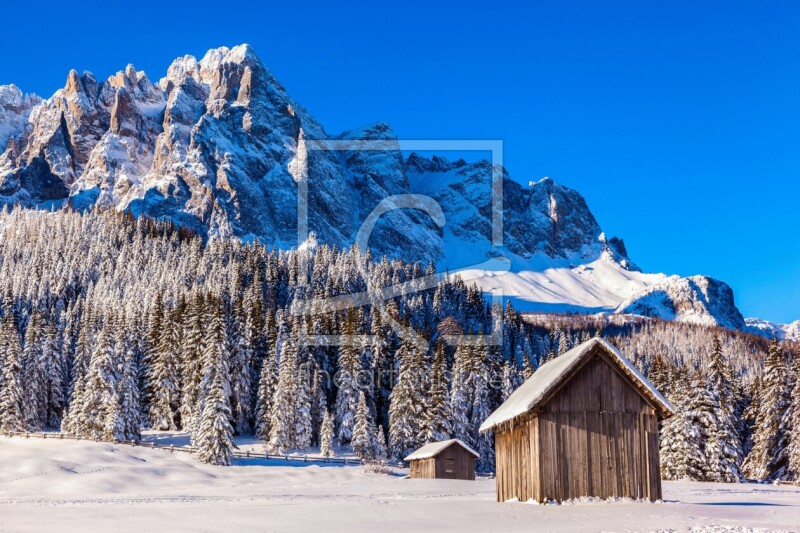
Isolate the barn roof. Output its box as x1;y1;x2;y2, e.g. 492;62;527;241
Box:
479;338;674;432
404;439;479;461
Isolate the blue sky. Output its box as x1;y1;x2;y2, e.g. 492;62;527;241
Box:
2;1;798;322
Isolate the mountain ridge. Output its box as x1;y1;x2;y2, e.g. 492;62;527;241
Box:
0;44;775;333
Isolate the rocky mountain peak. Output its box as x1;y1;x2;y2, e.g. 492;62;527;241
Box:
0;45;754;331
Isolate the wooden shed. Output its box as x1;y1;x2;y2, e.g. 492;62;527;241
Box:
404;439;479;480
480;338;674;502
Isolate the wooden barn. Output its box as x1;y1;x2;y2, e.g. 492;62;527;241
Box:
404;439;479;480
480;338;674;502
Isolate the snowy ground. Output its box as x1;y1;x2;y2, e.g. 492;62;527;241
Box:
1;436;798;532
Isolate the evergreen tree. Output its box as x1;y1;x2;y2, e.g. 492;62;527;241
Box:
470;340;495;472
293;340;313;449
228;297;254;435
74;317;118;440
376;424;388;459
787;350;800;480
255;352;278;441
501;359;523;401
450;344;473;443
42;318;65;428
660;370;705;480
743;339;792;480
149;305;181;430
320;410;335;457
422;341;452;443
115;315;141;440
352;391;377;459
389;340;424;460
21;312;46;430
334;313;361;445
268;326;300;453
703;336;744;482
0;312;25;433
180;291;206;430
195;304;235;465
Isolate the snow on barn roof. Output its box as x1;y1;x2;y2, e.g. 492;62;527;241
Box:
404;439;479;461
479;338;674;432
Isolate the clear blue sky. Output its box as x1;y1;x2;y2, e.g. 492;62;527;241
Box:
2;1;798;322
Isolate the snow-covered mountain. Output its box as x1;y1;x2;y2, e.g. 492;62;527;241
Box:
744;318;800;341
0;44;766;331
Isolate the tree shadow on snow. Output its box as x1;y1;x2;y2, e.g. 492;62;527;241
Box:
697;502;791;507
229;457;353;468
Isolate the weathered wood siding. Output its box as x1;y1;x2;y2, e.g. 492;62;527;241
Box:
409;443;476;480
409;457;436;478
494;413;538;502
494;348;663;502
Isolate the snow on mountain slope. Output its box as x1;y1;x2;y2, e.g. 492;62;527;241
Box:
0;44;761;330
405;155;746;329
615;275;745;330
745;318;800;341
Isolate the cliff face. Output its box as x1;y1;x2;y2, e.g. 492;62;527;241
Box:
0;44;752;331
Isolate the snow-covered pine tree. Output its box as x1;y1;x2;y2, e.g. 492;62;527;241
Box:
115;313;141;441
21;312;47;430
62;310;94;433
743;339;792;480
647;352;670;396
0;310;25;434
180;290;206;431
703;336;744;482
422;341;452;443
255;351;278;441
501;359;523;401
389;339;424;460
195;303;235;465
228;297;254;435
141;294;164;421
788;350;800;480
470;340;495;472
320;409;335;457
42;317;65;428
659;369;706;480
449;343;473;444
293;336;313;449
74;316;118;440
268;325;299;453
149;304;181;430
309;362;327;446
334;312;361;446
351;391;378;460
376;424;388;459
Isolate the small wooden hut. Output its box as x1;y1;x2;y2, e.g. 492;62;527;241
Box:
480;338;673;502
404;439;479;480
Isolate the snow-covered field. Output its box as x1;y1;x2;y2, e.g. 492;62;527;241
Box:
1;437;798;532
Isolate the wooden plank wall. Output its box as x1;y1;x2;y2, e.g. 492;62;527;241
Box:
494;352;663;502
409;443;476;480
409;457;436;478
433;444;476;480
494;416;536;502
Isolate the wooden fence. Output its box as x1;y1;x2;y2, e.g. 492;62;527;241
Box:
3;431;368;466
